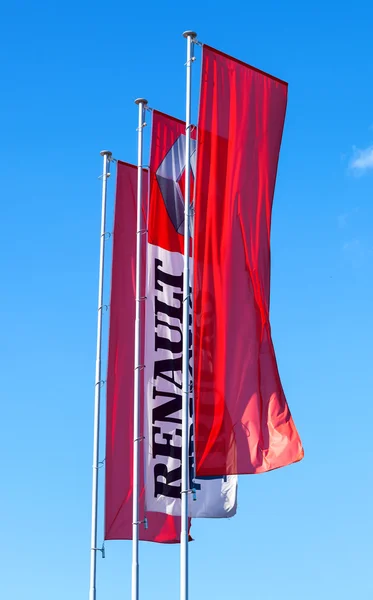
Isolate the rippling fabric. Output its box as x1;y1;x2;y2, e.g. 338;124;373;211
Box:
194;46;304;476
105;161;184;542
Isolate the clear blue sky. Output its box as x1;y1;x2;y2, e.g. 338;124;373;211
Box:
1;1;373;598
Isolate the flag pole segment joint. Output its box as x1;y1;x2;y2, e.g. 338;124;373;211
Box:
95;379;106;388
132;518;148;530
98;304;109;312
181;488;197;501
92;544;105;559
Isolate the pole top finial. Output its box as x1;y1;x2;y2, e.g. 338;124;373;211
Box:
183;30;197;39
134;98;148;106
100;150;112;157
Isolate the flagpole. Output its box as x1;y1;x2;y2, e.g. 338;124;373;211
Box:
181;30;197;600
89;149;112;600
132;97;148;600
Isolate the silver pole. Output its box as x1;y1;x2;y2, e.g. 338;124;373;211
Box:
180;30;197;600
132;98;148;600
89;149;112;600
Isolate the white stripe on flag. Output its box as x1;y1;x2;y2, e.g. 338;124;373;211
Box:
144;243;237;517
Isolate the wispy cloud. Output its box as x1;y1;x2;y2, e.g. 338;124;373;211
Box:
349;145;373;173
342;239;365;268
342;238;373;268
337;207;358;229
337;213;348;228
343;239;362;253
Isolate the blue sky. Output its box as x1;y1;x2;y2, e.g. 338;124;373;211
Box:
1;1;373;598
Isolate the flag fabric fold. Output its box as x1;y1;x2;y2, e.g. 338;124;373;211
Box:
194;46;304;477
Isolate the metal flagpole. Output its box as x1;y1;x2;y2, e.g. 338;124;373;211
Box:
132;98;148;600
89;149;112;600
180;30;197;600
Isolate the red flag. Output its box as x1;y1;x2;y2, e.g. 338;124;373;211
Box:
194;46;304;477
105;160;183;542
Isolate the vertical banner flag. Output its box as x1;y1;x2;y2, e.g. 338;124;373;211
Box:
105;161;183;542
194;46;304;477
144;110;237;517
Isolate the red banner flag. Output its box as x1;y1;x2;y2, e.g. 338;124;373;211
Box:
105;160;183;542
194;46;304;477
145;110;237;517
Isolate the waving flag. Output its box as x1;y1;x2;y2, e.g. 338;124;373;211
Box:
105;161;184;542
194;46;304;477
144;110;237;517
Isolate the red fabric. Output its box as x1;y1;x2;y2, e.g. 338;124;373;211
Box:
148;110;196;255
105;161;183;542
194;46;304;476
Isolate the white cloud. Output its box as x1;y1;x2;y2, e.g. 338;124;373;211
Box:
337;213;348;228
350;145;373;173
343;239;361;252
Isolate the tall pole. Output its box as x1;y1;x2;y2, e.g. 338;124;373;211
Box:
89;149;112;600
180;30;197;600
132;98;148;600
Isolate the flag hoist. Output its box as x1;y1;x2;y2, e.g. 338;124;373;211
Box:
89;149;112;600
